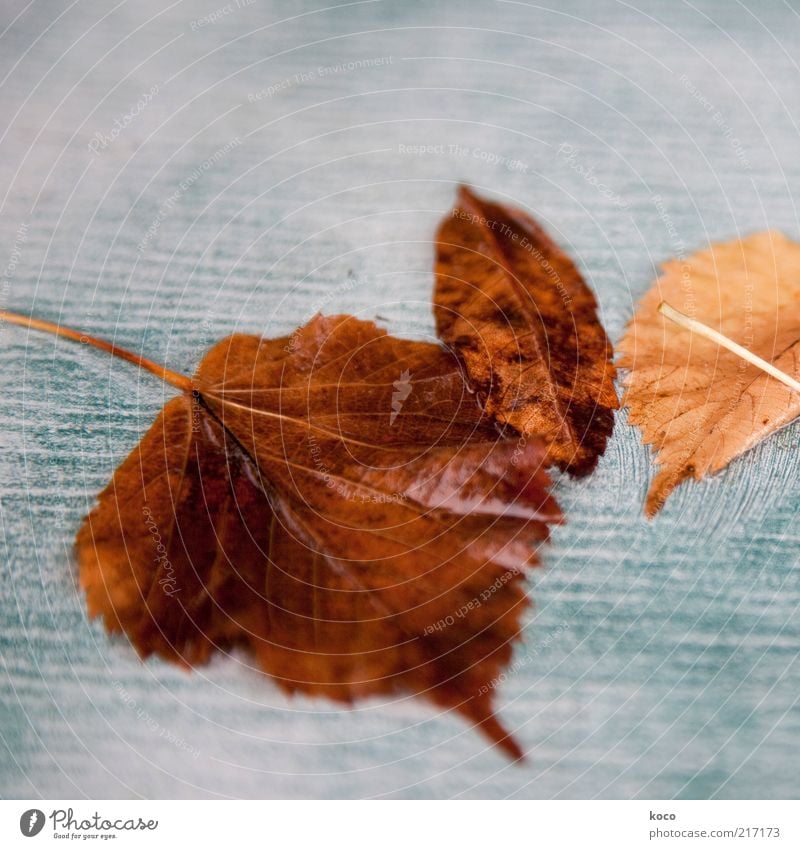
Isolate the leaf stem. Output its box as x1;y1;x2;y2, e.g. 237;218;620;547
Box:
0;310;194;393
658;301;800;395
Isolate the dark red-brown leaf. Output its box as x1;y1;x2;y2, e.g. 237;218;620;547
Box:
434;185;619;475
76;314;562;759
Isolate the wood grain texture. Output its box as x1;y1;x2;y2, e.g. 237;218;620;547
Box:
1;0;799;800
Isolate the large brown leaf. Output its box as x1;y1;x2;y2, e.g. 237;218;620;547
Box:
434;185;619;475
619;231;800;515
76;314;562;759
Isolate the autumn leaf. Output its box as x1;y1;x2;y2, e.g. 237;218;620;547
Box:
434;185;619;475
4;310;562;760
619;231;800;515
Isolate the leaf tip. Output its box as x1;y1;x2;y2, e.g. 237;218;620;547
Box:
479;713;526;762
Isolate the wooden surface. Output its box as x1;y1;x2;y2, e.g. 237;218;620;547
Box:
1;0;799;799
